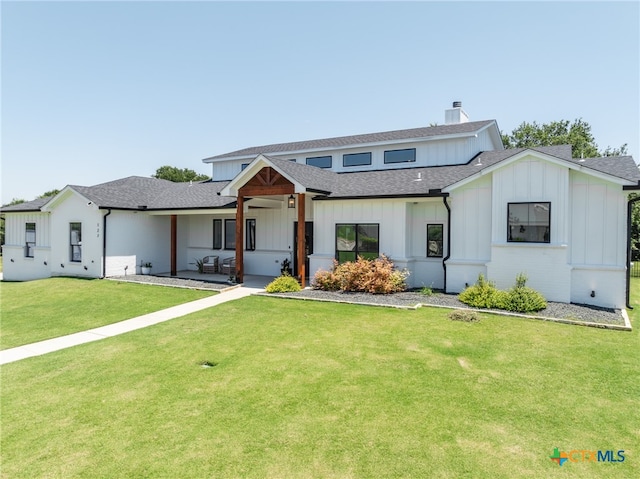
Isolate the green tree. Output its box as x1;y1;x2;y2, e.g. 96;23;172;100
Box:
152;166;210;182
38;189;60;198
501;118;628;158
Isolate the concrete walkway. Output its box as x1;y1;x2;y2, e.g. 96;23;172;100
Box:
0;285;263;366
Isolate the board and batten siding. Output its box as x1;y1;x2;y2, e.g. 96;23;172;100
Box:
569;171;627;308
211;129;497;180
184;196;313;277
407;200;448;289
487;156;571;302
445;174;492;293
310;198;409;281
1;212;52;281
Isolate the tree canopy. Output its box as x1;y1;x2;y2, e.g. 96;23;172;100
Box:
501;119;628;158
152;166;210;183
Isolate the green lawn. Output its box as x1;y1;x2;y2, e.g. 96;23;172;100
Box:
1;283;638;478
0;278;214;349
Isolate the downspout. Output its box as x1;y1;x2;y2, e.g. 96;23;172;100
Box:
102;208;111;278
442;195;451;293
626;195;640;309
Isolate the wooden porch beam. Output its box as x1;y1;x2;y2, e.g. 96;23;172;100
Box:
297;193;306;288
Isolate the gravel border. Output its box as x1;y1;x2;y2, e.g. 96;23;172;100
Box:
265;289;630;330
106;276;630;330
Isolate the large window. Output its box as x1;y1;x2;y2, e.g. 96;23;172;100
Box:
25;223;36;258
508;202;550;243
384;148;416;164
213;219;222;249
427;224;443;257
306;155;332;168
246;219;256;251
343;152;372;167
335;224;379;262
70;222;82;262
224;219;236;250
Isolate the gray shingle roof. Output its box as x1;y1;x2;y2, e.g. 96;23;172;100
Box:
264;157;338;193
3;147;637;213
1;177;236;212
319;146;640;199
1;196;52;212
203;120;497;161
70;176;236;210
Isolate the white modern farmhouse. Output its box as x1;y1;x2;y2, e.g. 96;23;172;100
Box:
3;103;639;309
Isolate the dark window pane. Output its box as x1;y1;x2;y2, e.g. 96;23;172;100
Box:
335;223;379;262
427;224;443;257
343;152;372;167
306;156;332;168
70;223;82;262
384;148;416;164
336;224;356;252
213;219;222;249
508;202;550;243
26;223;36;258
246;219;256;251
357;224;379;253
225;219;236;250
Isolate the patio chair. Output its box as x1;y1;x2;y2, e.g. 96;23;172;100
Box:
202;255;219;274
220;257;236;276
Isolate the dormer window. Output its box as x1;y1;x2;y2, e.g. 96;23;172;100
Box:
384;148;416;164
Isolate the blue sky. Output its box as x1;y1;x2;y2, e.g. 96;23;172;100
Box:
2;1;639;204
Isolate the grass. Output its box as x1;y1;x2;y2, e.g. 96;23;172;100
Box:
0;283;638;478
0;278;214;349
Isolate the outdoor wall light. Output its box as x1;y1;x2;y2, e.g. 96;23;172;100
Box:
44;261;47;266
60;263;64;268
10;258;14;262
591;290;596;298
84;266;88;271
288;195;296;209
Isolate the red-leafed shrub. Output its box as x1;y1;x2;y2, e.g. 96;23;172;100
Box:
312;255;408;294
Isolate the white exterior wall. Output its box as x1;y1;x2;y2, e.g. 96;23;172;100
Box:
211;129;496;180
486;156;571;302
48;192;104;279
309;198;412;283
407;200;448;289
1;212;52;281
446;175;492;293
104;210;173;276
569;171;628;308
183;196;313;277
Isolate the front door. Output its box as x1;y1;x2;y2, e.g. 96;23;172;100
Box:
293;221;313;278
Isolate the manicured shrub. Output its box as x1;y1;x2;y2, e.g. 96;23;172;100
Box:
312;255;408;294
265;274;302;293
458;272;547;313
458;274;502;308
502;273;547;313
448;310;480;322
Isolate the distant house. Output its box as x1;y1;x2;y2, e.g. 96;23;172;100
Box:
3;102;639;309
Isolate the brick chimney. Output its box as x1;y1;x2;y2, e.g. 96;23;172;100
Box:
444;101;469;125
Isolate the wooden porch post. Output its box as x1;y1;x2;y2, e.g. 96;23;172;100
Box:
297;193;306;288
235;195;244;282
170;215;177;276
